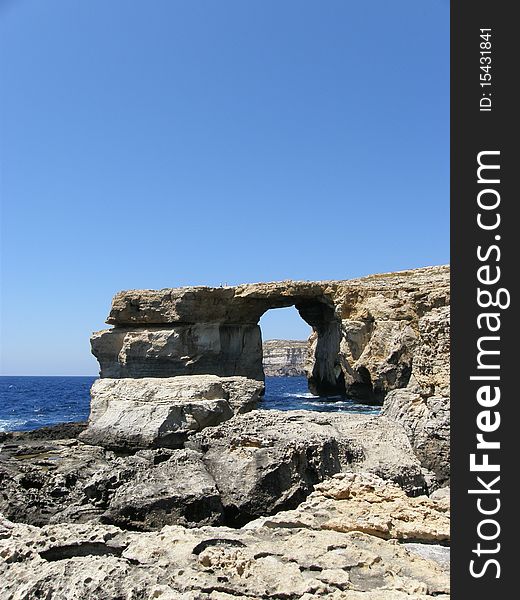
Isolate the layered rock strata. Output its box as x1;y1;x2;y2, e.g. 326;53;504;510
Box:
262;339;308;376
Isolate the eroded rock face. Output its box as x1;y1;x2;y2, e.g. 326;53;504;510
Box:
186;410;427;525
381;306;451;485
262;339;308;376
0;412;425;530
246;472;450;543
92;324;264;380
96;449;224;531
407;306;450;398
79;375;263;450
0;509;449;599
92;265;450;401
382;391;450;486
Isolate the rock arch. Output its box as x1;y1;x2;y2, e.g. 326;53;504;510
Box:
257;295;345;395
91;266;450;403
92;283;346;395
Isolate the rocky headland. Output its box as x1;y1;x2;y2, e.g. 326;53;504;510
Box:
262;339;308;376
0;265;450;599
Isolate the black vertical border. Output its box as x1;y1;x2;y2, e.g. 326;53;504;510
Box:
451;1;516;597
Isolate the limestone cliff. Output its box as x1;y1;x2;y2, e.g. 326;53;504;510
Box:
262;339;308;376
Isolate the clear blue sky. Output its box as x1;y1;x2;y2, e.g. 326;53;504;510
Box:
0;0;449;375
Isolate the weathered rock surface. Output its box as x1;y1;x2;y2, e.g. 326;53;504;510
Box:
382;391;450;486
96;449;224;531
246;472;449;543
381;306;450;484
0;424;449;597
330;282;449;405
0;439;109;526
0;508;449;599
406;307;450;398
1;411;426;530
187;410;427;525
79;375;263;450
404;543;450;571
262;339;309;376
91;324;264;380
0;439;224;530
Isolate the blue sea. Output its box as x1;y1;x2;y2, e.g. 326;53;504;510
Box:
0;375;380;433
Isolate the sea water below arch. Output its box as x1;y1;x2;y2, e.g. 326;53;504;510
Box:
260;376;381;414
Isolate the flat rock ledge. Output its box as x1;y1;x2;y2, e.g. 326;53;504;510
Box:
0;472;450;600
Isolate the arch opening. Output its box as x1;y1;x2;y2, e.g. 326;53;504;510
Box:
256;298;346;397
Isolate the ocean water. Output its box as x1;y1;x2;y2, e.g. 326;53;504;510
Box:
0;375;380;433
260;376;381;415
0;376;95;432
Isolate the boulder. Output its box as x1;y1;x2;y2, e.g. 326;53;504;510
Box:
79;375;263;450
187;410;427;525
97;449;224;530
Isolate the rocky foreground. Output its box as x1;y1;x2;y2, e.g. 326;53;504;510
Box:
0;430;449;599
0;411;450;599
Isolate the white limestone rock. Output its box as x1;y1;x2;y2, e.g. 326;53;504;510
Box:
79;375;263;450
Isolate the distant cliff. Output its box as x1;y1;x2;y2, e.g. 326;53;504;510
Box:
262;339;308;377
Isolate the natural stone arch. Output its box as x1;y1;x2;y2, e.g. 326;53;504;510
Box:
91;266;450;404
92;283;347;396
